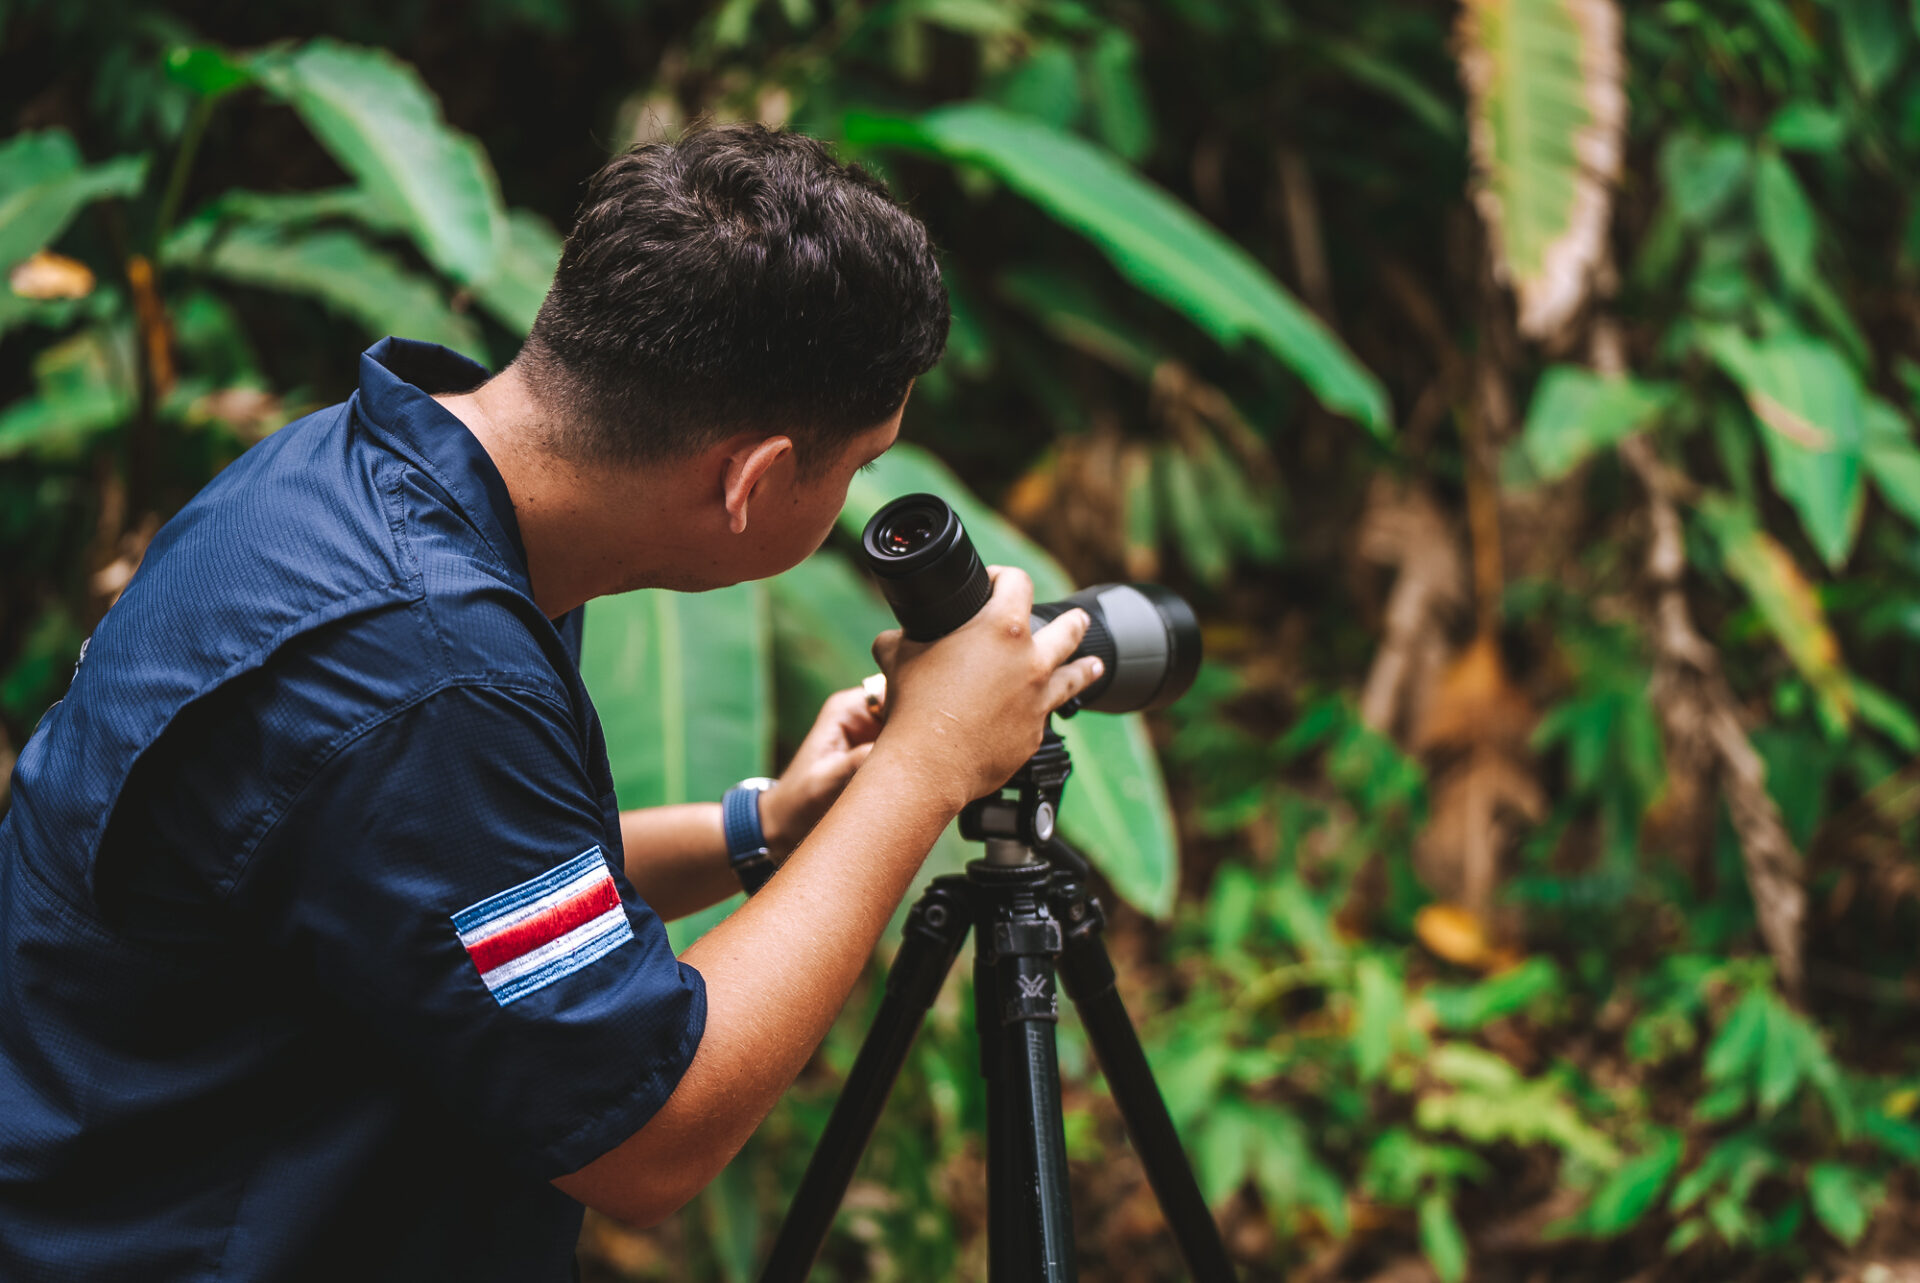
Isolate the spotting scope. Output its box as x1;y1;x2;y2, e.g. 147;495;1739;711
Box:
860;493;1202;714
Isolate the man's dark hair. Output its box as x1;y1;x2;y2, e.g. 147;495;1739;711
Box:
520;123;949;471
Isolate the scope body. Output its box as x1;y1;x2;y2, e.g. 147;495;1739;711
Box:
859;493;1201;714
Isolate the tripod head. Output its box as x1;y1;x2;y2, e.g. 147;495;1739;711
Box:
958;721;1083;868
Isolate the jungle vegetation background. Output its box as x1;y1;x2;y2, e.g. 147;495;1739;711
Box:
4;0;1920;1278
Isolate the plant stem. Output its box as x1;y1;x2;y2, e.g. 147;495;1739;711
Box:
152;93;218;259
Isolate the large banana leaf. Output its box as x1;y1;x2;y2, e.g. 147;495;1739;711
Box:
581;581;771;950
0;131;147;269
844;104;1389;439
469;208;563;336
164;221;486;359
1703;327;1864;569
250;39;505;289
766;547;895;742
1457;0;1625;338
842;442;1182;918
582;581;773;809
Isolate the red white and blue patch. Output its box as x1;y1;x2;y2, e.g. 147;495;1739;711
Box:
452;846;634;1006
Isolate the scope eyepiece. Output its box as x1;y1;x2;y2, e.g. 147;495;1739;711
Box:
858;494;1202;713
861;494;993;642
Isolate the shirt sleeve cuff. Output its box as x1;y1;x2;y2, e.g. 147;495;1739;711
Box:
532;960;709;1179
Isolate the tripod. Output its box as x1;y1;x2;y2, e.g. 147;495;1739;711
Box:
758;724;1238;1283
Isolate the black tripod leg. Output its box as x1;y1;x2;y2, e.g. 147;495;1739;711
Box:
975;863;1078;1283
1051;869;1238;1283
758;878;972;1283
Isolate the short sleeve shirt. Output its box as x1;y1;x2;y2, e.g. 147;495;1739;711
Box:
0;339;706;1281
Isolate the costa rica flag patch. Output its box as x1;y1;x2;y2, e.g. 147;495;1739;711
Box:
452;847;634;1005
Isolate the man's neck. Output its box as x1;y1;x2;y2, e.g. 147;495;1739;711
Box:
434;367;654;619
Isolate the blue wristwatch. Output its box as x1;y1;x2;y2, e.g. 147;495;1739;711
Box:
723;777;779;895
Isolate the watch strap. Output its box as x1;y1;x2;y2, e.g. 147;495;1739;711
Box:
722;782;777;895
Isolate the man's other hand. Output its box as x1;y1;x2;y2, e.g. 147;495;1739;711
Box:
761;688;883;854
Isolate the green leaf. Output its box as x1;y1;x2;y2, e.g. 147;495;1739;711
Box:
1704;989;1768;1084
163;44;255;98
1699;496;1854;729
199;185;405;235
1839;0;1907;93
1456;0;1625;336
251;39;506;287
165;221;486;359
1419;1193;1470;1283
1863;395;1920;529
1755;999;1807;1114
1195;1105;1256;1205
1768;102;1848;154
766;548;893;745
1317;37;1461;141
1517;365;1677;481
0;131;148;269
1084;28;1154;162
1702;328;1865;568
996;264;1157;378
1578;1129;1683;1237
1661;134;1749;226
469;207;562;336
1426;957;1563;1031
842;442;1181;917
845;104;1389;436
701;1150;761;1283
1353;956;1402;1082
1753;148;1815;294
992;42;1082;130
1247;1107;1349;1235
0;327;133;460
1158;445;1231;587
1806;1161;1880;1245
1853;676;1920;751
1205;862;1260;957
582;582;773;810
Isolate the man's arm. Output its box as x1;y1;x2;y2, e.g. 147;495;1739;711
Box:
619;688;882;921
553;568;1100;1225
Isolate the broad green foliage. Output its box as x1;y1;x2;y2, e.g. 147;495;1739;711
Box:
845;104;1391;437
0;328;133;460
10;1;1920;1278
1516;365;1676;480
164;220;486;357
0;131;147;270
581;582;774;810
249;39;506;288
1703;327;1865;569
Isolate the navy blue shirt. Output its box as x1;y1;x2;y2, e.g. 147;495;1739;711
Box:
0;339;707;1279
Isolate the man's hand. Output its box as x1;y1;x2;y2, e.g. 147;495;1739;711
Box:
760;688;883;854
869;565;1102;810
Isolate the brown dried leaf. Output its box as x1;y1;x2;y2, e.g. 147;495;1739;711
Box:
9;249;94;300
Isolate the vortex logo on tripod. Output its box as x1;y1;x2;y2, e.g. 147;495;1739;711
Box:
1017;975;1050;1000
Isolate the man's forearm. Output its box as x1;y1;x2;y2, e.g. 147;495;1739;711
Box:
554;743;960;1225
618;804;739;921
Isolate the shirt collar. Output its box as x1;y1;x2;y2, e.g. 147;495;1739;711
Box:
350;337;531;587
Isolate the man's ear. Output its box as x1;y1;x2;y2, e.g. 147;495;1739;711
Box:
722;435;795;534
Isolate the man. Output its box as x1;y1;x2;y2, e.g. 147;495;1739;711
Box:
0;124;1100;1277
